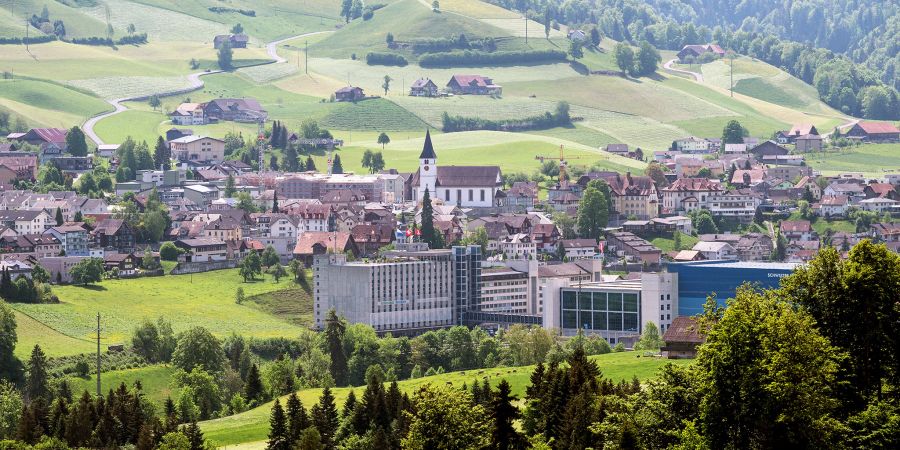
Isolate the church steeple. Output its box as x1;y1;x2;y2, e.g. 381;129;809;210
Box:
419;129;437;160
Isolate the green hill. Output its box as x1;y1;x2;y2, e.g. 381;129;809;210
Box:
200;351;692;447
0;78;111;127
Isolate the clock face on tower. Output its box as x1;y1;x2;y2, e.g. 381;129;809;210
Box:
424;166;430;171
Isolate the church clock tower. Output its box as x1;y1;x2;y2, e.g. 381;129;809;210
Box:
418;129;437;202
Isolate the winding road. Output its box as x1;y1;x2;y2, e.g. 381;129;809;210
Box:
83;30;333;145
663;58;703;82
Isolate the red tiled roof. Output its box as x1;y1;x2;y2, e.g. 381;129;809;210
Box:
662;316;707;344
780;220;811;232
856;121;900;134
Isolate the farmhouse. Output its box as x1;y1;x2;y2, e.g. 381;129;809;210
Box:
676;44;725;62
175;238;228;262
202;98;267;123
213;33;249;49
787;123;818;141
169;136;226;163
750;141;789;159
0;154;38;184
293;231;359;266
845;121;900;142
794;134;823;152
410;130;502;208
334;86;365;102
170;103;205;126
446;75;502;96
409;78;439;97
661;316;707;359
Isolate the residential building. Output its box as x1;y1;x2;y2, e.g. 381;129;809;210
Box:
795;134;823;152
334;86;365;102
409;78;439;97
661;316;706;359
174;238;228;262
662;178;723;214
44;225;89;256
676;44;725;62
780;220;814;241
692;241;736;260
170;136;226;163
292;231;359;266
183;184;219;207
859;197;899;213
559;238;597;259
203;98;267;122
845;122;900;142
0;210;53;234
91;219;134;251
605;231;661;265
707;189;761;223
170;103;205;126
750;141;789;160
446;75;502;95
734;233;773;261
479;266;530;314
0;154;38;184
498;233;535;259
820;195;850;217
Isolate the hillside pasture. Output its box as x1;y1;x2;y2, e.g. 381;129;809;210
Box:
81;0;234;43
0;79;111;127
67;75;197;100
12;310;95;359
68;365;180;407
320;98;429;131
0;0;107;38
201;351;691;446
10;269;305;355
92;109;167;144
805;143;900;177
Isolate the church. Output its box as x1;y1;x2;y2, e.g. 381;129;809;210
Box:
409;130;502;208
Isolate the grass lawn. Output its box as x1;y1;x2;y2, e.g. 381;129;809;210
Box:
0;79;111;127
67;365;180;408
201;351;691;446
651;233;699;253
11;310;95;359
0;0;107;38
320;98;430;131
245;285;315;327
805;143;900;177
10;269;305;356
93;109;169;145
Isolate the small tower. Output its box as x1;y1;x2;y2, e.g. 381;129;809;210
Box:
418;129;438;202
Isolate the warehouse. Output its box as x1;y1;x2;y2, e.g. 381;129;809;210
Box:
667;260;798;316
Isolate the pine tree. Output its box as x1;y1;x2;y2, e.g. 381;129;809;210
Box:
245;363;264;404
283;145;298;172
341;390;356;419
270;121;281;148
490;380;524;450
16;402;39;444
324;310;348;386
55;207;64;226
267;399;289;450
312;387;339;449
305;156;316;171
154;136;170;170
420;187;438;248
286;393;309;445
269;154;279;171
331;154;343;174
272;190;279;213
184;421;205;450
48;396;69;438
25;344;50;401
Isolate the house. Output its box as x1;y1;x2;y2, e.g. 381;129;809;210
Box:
692;241;736;260
723;143;747;154
795;176;821;200
170;136;226;163
871;222;900;243
864;183;898;200
731;169;766;187
673;250;704;262
662;178;723;214
819;195;850;217
605;172;660;219
566;29;586;41
499;182;537;209
845;122;900;142
44;225;89;256
734;233;773;261
559;239;597;259
672;137;712;153
824;181;866;202
350;224;393;257
202;98;267;122
498;233;536;260
410;130;502;208
9;128;67;151
605;144;629;156
446;75;502;96
174;238;228;262
292;231;359;266
96;144;119;158
0;234;61;257
787;124;819;140
103;252;140;276
334;86;365;102
750;141;789;160
707;189;762;223
91;218;134;251
859;197;899;214
166;128;193;142
0;154;38;184
792;133;822;152
51;157;93;173
38;256;90;283
213;33;249;49
170;103;206;126
606;231;661;265
530;222;561;252
409;78;439;97
780;220;814;241
0;210;54;235
661;316;707;359
676;44;725;62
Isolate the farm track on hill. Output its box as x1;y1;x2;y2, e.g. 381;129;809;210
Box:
82;31;333;145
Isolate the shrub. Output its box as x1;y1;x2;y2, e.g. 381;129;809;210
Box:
366;52;408;66
418;49;566;67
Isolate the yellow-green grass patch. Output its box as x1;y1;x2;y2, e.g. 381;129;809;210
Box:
81;0;233;43
10;269;304;353
201;351;691;446
0;0;107;38
93;109;168;144
805;143;900;178
12;309;95;359
67;365;180;408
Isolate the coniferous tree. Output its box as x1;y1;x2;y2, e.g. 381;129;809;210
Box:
341;390;356;419
245;363;264;404
25;344;50;402
184;421;205;450
331;154;343;174
489;379;524;450
267;399;289;450
312;387;339;449
55;207;64;226
420;187;439;248
283;145;298;172
324;310;348;386
154;136;171;170
305;155;316;172
286;393;309;445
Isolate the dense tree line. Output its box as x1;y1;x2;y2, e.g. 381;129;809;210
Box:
419;49;566;67
365;52;408;66
404;34;497;54
441;101;572;132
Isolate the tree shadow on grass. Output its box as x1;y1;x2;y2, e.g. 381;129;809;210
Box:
78;285;108;291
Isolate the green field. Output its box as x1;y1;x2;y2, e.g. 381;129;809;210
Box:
67;365;180;408
804;143;900;177
10;269;306;356
201;351;692;446
0;0;108;38
245;286;315;327
651;233;700;253
0;78;110;127
12;309;95;359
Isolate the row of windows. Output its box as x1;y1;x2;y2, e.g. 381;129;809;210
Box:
562;291;639;313
441;189;488;203
562;310;639;332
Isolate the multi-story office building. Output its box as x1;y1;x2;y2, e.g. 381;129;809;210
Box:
479;266;529;314
543;271;676;345
313;244;483;333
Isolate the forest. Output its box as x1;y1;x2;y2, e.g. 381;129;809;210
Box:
489;0;900;119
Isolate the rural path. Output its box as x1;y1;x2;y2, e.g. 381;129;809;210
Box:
663;59;703;82
83;30;332;145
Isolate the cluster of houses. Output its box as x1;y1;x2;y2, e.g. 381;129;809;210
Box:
334;74;503;102
170;98;267;125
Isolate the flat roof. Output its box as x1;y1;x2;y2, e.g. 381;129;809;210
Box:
669;260;799;270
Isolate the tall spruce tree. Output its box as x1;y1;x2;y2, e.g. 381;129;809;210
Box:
312;387;339;449
490;379;524;450
286;393;309;445
331;154;343;174
154;136;170;170
267;399;289;450
55;207;64;226
244;363;264;404
420;187;438;248
305;156;316;172
25;344;50;402
324;310;348;386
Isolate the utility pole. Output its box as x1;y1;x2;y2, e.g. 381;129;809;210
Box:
524;15;528;45
305;41;308;75
96;313;101;396
730;54;734;97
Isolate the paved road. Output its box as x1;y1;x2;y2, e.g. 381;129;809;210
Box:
663;58;703;82
83;31;332;145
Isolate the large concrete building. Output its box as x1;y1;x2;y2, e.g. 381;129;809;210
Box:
667;260;798;316
313;244;483;333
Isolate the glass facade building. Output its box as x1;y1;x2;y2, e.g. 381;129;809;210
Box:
452;245;482;324
560;289;641;333
668;260;798;316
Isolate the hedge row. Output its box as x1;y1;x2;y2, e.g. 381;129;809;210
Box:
366;52;408;66
419;49;567;67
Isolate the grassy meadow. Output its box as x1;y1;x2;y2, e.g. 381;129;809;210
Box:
10;269;307;356
804;143;900;177
0;78;111;127
68;365;180;407
201;351;692;446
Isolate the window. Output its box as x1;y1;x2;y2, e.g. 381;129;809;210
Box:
468;190;473;202
445;190;450;201
480;190;485;202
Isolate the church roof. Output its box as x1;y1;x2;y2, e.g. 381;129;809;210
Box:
419;130;437;159
411;166;501;188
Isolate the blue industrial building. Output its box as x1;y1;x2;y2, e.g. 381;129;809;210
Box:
668;261;799;316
